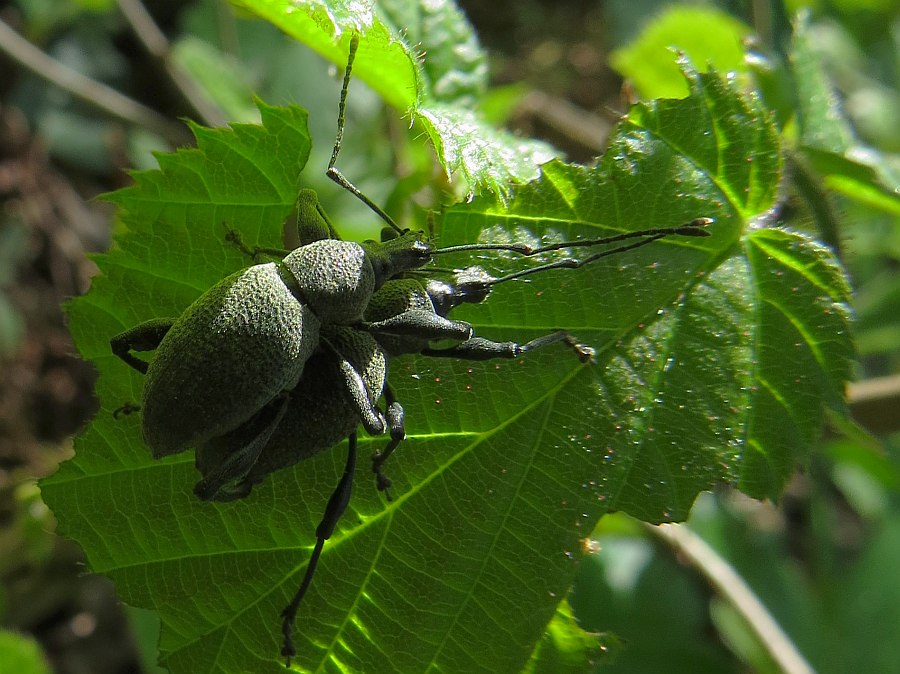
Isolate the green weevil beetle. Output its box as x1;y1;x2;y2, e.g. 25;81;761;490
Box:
110;33;713;667
277;216;709;663
109;226;437;459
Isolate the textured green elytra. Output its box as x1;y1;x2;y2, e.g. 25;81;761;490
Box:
194;326;387;501
142;262;321;458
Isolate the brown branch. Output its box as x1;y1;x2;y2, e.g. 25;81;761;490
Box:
650;523;817;674
515;90;611;154
848;373;900;436
0;17;190;146
116;0;228;128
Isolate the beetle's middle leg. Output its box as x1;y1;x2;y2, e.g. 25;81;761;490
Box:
371;384;405;500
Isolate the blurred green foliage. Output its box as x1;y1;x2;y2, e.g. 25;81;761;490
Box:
2;0;898;673
0;628;52;674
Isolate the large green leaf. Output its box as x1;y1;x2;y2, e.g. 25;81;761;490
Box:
41;48;851;674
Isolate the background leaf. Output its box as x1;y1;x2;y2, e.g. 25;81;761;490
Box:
571;519;739;674
38;13;853;674
376;0;488;104
0;629;52;674
609;6;752;99
789;12;900;215
523;602;612;673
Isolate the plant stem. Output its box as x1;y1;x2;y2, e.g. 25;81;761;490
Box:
116;0;228;128
0;17;190;145
650;522;817;674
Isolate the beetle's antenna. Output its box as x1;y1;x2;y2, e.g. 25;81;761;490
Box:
473;220;710;285
326;34;406;235
431;218;712;257
419;218;713;312
488;232;674;283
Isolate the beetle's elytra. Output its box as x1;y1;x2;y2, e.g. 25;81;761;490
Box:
136;262;320;458
110;33;712;666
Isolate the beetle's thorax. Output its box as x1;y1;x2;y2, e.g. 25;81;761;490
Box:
281;240;375;324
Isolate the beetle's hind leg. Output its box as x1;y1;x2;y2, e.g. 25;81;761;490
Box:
193;392;291;502
225;189;343;263
223;225;291;262
421;330;596;363
281;431;358;667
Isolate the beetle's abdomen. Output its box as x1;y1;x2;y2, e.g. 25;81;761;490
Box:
142;263;320;457
194;326;388;498
248;326;388;475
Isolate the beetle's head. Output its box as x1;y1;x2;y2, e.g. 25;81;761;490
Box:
364;232;434;288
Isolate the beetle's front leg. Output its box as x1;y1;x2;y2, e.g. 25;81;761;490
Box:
364;309;473;342
110;318;175;374
422;331;596;363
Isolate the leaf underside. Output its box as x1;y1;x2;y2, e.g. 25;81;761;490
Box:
42;55;851;674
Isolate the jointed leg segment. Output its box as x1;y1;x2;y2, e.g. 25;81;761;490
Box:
325;34;404;236
281;432;358;666
422;330;595;363
371;385;405;499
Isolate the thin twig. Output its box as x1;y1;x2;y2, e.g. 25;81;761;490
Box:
848;373;900;436
215;0;241;58
650;523;817;674
0;17;190;145
516;89;611;153
116;0;228;127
